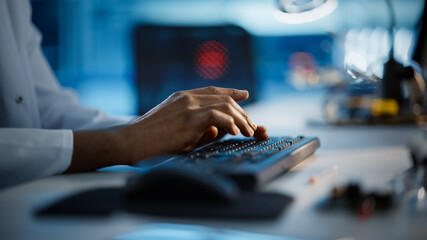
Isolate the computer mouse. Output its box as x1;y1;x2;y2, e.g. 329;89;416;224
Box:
122;166;240;205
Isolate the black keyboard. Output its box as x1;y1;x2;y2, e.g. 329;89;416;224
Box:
152;136;320;189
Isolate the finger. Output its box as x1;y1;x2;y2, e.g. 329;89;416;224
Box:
182;126;218;152
195;104;254;137
254;126;269;140
198;126;219;144
194;126;219;147
189;95;257;130
192;109;240;136
180;86;249;102
213;128;227;141
192;127;227;149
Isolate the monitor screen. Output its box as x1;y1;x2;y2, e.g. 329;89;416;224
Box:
134;25;256;114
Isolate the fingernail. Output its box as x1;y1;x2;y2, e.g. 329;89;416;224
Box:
248;128;254;137
233;126;240;135
248;119;257;130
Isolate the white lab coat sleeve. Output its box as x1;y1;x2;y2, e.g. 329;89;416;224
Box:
0;128;73;189
28;22;129;130
0;0;132;189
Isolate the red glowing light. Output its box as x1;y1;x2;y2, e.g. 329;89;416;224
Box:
195;40;229;80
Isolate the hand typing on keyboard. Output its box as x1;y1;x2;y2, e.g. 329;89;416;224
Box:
120;86;268;165
69;86;268;172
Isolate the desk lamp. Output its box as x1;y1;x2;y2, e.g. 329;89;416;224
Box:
277;0;427;124
275;0;338;24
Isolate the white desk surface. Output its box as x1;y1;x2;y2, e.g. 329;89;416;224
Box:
1;91;426;240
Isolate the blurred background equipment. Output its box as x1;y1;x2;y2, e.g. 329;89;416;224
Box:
324;0;427;124
30;0;425;120
319;182;395;219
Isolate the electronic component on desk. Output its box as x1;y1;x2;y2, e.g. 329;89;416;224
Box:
318;182;395;218
136;136;320;189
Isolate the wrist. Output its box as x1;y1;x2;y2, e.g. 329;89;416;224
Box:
107;126;133;166
68;128;132;173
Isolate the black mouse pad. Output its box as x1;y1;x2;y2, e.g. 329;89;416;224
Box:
36;187;293;220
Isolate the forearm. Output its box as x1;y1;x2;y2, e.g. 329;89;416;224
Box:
66;127;130;173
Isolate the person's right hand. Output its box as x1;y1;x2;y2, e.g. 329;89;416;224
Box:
118;86;268;165
68;86;268;173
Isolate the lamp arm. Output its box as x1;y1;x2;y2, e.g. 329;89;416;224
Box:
385;0;396;60
413;0;427;66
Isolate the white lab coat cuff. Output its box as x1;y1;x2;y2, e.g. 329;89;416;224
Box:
58;130;73;174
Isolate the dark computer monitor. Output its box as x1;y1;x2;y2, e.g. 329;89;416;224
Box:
133;25;256;115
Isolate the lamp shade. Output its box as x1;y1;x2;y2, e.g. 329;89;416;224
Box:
275;0;338;24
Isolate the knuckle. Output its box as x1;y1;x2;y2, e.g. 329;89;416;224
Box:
171;91;183;98
223;103;234;112
177;94;192;105
171;92;186;101
207;109;217;119
206;86;218;94
227;116;235;127
242;110;249;118
175;94;185;102
224;95;233;103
